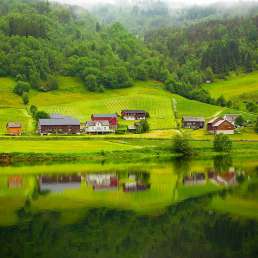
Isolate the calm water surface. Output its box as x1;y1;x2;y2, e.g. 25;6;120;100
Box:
0;157;258;258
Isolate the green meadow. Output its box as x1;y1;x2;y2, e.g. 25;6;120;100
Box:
0;75;257;142
0;76;225;134
203;71;258;100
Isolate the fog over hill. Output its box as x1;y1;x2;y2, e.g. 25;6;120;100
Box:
51;0;258;8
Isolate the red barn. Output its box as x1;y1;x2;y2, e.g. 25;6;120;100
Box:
207;117;235;135
6;122;22;136
91;114;118;128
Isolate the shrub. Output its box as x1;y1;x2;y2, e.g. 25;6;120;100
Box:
22;93;29;105
136;120;150;134
172;134;193;157
235;115;245;127
13;81;30;96
30;105;38;116
213;134;232;153
35;111;49;121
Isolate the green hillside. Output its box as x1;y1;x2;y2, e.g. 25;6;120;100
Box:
30;77;224;130
203;71;258;101
0;76;226;134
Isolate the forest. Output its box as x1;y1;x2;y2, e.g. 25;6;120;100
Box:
0;0;167;93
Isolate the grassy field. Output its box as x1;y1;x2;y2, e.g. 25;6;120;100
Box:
28;76;224;130
0;139;145;153
203;71;258;100
0;75;256;138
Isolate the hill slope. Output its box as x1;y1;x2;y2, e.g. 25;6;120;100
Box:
0;76;227;134
203;71;258;102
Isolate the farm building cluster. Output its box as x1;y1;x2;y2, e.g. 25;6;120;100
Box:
6;110;148;135
6;110;240;136
182;114;239;134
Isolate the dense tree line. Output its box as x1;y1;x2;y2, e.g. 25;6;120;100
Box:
0;0;166;93
145;16;258;105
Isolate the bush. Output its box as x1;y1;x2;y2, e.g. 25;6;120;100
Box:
22;93;29;105
136;120;150;134
35;111;49;121
213;134;232;153
235;115;245;127
38;76;59;92
13;81;30;96
172;134;193;157
30;105;38;116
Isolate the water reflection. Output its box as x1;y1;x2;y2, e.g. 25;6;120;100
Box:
87;174;119;191
0;159;257;258
39;175;82;193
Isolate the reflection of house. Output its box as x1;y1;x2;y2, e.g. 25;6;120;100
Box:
86;174;118;191
39;175;82;192
38;114;80;135
183;173;206;186
6;122;22;136
123;182;150;192
91;114;118;129
121;110;147;120
207;117;235;134
85;121;114;134
123;172;150;192
8;176;23;188
182;116;205;129
208;171;237;186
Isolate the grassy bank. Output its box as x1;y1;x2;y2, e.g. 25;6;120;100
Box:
0;137;258;164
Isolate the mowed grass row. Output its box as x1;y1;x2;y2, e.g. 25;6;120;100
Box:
203;71;258;100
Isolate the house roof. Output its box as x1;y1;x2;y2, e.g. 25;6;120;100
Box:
92;114;117;118
182;116;205;122
7;122;22;128
86;120;110;126
208;117;223;124
50;114;68;119
213;119;234;127
39;117;80;126
223;114;239;121
122;110;146;114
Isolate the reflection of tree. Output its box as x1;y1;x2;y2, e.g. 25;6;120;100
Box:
1;198;258;258
172;157;192;201
173;157;191;177
213;155;233;174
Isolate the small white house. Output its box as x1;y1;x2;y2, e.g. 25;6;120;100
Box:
85;120;114;134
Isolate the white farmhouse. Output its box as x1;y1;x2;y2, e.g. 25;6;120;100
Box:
85;120;114;134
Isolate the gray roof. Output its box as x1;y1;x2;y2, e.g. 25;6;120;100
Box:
39;117;80;126
50;114;68;119
223;114;239;121
122;110;146;113
92;114;117;118
7;122;21;128
182;116;205;122
86;120;110;126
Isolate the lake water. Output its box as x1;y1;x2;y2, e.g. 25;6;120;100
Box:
0;157;258;258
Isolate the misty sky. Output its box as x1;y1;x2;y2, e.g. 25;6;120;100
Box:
52;0;258;7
